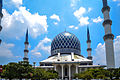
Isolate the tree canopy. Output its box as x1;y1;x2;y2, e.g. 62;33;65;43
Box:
1;61;33;80
74;68;120;79
1;61;58;79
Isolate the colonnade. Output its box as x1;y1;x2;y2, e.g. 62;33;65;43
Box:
54;64;78;80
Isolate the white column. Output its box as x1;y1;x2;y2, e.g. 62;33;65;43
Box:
71;52;74;61
61;64;64;80
58;53;60;61
76;65;78;74
69;64;71;80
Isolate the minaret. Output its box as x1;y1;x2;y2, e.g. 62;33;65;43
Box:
0;0;3;44
87;26;92;60
23;29;29;61
102;0;115;68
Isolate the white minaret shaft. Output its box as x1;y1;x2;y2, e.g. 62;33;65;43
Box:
0;0;3;44
23;29;29;61
87;27;92;60
102;0;115;68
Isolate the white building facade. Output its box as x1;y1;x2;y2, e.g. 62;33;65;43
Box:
39;31;105;80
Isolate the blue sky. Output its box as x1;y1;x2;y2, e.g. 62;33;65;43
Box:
0;0;120;67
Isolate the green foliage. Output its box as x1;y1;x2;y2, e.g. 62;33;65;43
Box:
32;68;58;79
32;68;46;79
2;62;58;79
74;68;120;79
47;70;58;79
1;61;33;79
1;62;19;79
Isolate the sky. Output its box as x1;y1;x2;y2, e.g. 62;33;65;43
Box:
0;0;120;67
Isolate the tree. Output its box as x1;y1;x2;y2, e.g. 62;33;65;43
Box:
33;68;58;79
96;75;106;79
107;68;115;79
113;68;120;79
1;61;33;80
32;68;46;79
17;61;33;79
1;62;19;80
47;70;58;79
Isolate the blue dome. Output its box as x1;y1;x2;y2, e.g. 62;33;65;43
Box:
51;31;81;56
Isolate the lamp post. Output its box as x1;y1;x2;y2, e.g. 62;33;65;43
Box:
33;62;36;68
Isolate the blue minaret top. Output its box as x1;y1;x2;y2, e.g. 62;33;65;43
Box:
25;29;28;43
87;26;91;42
0;0;2;13
102;0;108;7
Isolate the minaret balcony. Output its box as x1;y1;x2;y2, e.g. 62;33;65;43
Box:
87;40;91;43
23;57;28;61
102;6;110;13
24;49;29;52
24;42;29;44
102;19;112;26
87;48;92;51
103;34;114;41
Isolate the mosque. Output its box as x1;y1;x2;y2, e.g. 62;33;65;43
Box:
22;0;115;79
0;0;115;80
23;25;106;79
39;30;106;79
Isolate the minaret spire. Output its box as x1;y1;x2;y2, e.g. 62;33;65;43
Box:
102;0;115;68
86;26;92;61
102;0;108;7
87;26;90;42
23;29;29;62
26;28;28;42
0;0;3;44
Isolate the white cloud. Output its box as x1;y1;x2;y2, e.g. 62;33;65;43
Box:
92;16;103;23
75;27;78;29
50;14;60;22
4;0;23;8
70;0;80;9
69;25;74;28
31;37;51;56
71;0;76;7
32;52;42;58
2;7;48;38
88;8;92;12
68;25;79;29
53;22;58;25
79;17;89;26
118;3;120;6
74;7;86;18
112;0;120;6
0;42;14;58
12;0;23;7
93;43;106;65
94;35;120;68
0;42;22;64
113;0;120;1
74;7;89;26
113;0;117;1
